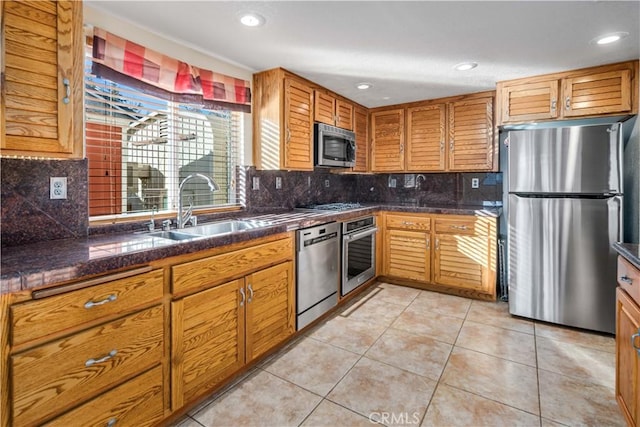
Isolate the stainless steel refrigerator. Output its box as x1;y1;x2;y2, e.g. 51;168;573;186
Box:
507;121;623;334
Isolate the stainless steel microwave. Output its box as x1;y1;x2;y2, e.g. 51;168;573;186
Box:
314;123;356;168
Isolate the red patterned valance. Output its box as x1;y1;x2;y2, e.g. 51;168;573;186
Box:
92;28;251;113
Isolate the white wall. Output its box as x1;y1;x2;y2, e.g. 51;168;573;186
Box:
84;5;254;166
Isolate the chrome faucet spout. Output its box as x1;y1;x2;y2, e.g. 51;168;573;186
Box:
177;173;219;228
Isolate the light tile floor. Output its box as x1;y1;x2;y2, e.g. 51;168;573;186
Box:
175;282;624;427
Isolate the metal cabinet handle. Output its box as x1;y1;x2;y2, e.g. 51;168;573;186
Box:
106;418;117;427
84;294;117;309
620;276;634;285
440;141;444;152
239;288;246;306
400;143;404;153
551;99;557;112
85;349;117;367
62;78;70;104
632;331;640;355
402;221;415;226
565;96;571;110
450;225;468;230
426;238;430;250
450;140;454;152
435;238;440;250
286;128;291;143
247;284;254;303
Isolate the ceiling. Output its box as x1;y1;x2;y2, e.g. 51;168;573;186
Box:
86;1;640;108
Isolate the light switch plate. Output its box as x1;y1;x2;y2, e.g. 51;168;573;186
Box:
50;177;67;199
275;177;282;189
388;177;397;188
252;177;260;190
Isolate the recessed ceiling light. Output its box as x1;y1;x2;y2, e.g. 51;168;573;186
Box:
382;96;391;100
240;12;265;27
593;32;628;45
454;62;478;71
357;82;372;90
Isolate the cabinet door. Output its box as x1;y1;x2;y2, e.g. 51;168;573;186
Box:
406;104;446;171
171;279;245;408
616;287;640;427
500;80;559;123
336;99;354;130
284;79;314;170
1;0;82;158
314;91;335;126
371;109;405;172
245;262;295;362
448;97;494;171
434;234;490;292
384;229;430;282
563;70;632;117
353;105;369;172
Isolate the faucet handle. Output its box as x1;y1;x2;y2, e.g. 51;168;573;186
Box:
187;216;197;227
162;219;172;231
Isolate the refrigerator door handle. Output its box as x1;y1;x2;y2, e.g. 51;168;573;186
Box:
612;195;623;242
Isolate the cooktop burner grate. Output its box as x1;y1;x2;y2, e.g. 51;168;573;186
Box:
302;202;364;211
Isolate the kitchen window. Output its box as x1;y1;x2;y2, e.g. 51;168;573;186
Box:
84;29;247;220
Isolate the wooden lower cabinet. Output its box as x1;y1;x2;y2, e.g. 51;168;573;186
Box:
171;260;294;410
383;212;496;300
44;365;164;427
384;229;430;281
617;273;640;426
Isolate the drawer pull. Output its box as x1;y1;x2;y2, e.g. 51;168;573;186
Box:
621;275;634;285
402;221;415;226
632;331;640;355
84;294;117;309
450;225;468;230
107;418;117;427
85;349;117;367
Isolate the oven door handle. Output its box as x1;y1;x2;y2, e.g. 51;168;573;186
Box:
345;227;378;241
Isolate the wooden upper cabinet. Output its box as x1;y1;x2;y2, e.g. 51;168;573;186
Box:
284;78;314;170
448;96;494;171
497;60;638;124
353;105;369;172
1;0;83;158
406;104;446;172
500;80;559;123
314;90;354;130
563;69;632;117
370;109;405;172
253;69;314;170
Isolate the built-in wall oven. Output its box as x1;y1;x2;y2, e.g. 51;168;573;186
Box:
342;216;377;296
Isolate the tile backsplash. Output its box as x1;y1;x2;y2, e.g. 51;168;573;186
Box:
1;159;502;246
1;158;89;247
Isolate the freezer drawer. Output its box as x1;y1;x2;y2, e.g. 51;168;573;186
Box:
508;123;622;194
507;195;622;333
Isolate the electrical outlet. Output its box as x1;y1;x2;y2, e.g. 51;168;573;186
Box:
471;178;480;189
275;177;282;189
388;177;397;188
252;176;260;190
324;179;330;188
50;177;67;199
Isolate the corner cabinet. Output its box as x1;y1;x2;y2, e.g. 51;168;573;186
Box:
170;234;295;410
616;257;640;427
370;108;405;171
253;69;314;170
1;0;83;158
382;212;497;300
497;60;638;125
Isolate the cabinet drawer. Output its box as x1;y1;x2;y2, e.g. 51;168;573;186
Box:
172;236;293;295
12;305;163;426
11;269;164;347
618;257;640;305
434;217;481;235
385;214;431;231
44;365;164;427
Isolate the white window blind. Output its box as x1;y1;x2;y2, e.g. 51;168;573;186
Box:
84;51;242;219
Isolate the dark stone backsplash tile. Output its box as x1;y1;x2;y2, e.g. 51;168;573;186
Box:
2;158;89;247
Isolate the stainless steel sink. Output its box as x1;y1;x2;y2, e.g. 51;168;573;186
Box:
147;230;200;241
180;219;272;236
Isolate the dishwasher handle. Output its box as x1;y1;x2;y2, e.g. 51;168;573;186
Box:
344;227;378;241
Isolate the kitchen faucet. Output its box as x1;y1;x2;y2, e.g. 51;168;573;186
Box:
177;173;219;229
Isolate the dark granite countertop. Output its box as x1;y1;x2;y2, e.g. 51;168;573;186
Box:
614;242;640;270
1;204;500;294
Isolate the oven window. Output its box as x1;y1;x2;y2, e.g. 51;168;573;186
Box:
346;234;374;280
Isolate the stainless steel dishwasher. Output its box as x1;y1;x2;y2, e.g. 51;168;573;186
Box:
296;222;340;330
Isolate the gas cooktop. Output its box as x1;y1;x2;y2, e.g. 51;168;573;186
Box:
297;202;364;212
